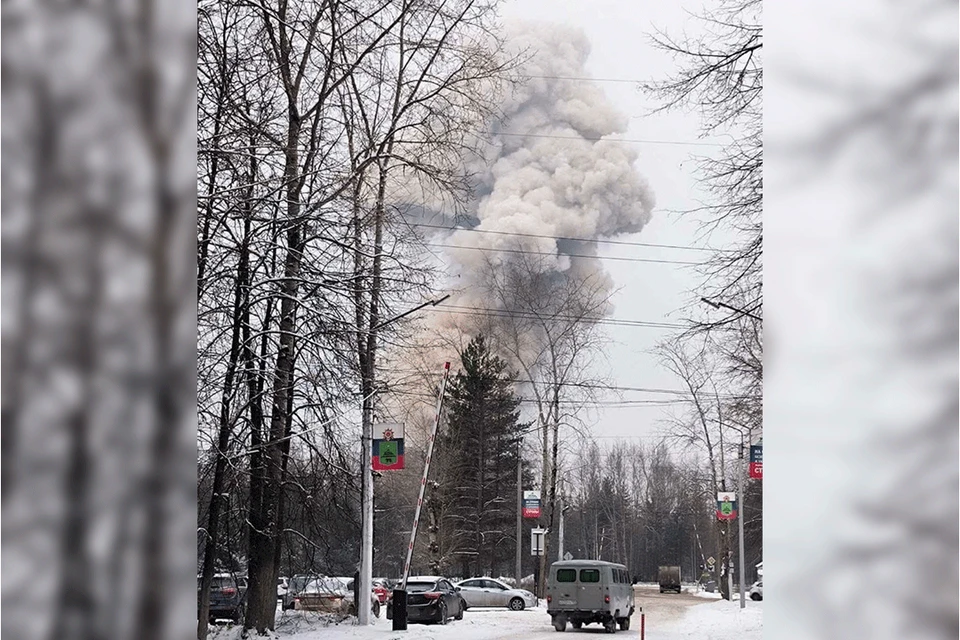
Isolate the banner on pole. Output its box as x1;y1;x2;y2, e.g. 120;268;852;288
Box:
716;491;738;520
373;423;405;471
522;490;541;518
749;445;762;479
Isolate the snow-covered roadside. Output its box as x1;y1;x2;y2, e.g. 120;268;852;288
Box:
657;599;763;640
205;598;761;640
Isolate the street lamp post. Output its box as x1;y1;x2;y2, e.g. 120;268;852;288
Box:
357;294;450;625
725;424;752;610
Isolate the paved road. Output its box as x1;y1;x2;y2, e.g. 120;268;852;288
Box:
632;584;715;632
270;585;717;639
479;584;711;639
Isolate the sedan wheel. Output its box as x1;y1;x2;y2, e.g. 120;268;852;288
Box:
509;597;525;611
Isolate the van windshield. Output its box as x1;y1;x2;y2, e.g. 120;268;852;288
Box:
556;569;577;583
579;569;600;583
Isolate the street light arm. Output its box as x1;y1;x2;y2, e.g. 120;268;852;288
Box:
371;294;452;332
700;297;762;322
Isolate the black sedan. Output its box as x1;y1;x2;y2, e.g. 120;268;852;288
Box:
387;576;465;624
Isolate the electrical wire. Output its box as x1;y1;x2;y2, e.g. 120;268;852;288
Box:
425;241;702;266
480;130;724;148
409;223;729;253
427;303;685;329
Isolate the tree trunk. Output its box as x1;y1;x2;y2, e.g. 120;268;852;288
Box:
245;106;302;634
198;131;257;640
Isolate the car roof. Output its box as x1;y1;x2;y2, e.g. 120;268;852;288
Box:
458;577;505;583
407;576;445;582
551;560;627;568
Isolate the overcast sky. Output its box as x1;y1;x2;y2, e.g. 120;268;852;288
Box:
498;0;722;442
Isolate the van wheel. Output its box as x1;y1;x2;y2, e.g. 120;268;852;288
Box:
509;597;525;611
618;617;630;631
604;618;617;633
553;615;567;632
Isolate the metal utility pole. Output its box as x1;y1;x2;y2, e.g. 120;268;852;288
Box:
358;295;449;625
359;412;374;624
516;439;522;587
737;440;746;609
557;491;564;562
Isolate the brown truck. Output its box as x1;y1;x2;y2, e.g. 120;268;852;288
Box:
658;565;682;594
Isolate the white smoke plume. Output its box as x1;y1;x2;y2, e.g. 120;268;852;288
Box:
444;21;656;300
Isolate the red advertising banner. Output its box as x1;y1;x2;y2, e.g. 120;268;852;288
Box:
522;490;541;518
749;445;762;480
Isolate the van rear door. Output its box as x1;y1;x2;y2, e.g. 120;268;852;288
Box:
576;568;603;610
552;568;578;610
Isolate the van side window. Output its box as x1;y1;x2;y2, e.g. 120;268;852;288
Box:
556;569;577;583
579;569;600;583
617;569;623;583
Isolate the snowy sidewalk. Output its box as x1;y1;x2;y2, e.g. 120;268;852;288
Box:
209;598;761;640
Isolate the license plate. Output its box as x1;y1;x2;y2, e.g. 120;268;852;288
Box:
559;600;576;606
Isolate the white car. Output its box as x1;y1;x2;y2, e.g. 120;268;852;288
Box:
748;580;763;601
455;577;537;611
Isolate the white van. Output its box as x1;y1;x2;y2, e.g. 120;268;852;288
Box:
545;560;635;633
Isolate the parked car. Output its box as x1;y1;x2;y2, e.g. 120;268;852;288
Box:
344;578;382;618
294;577;349;612
283;574;321;610
546;560;634;633
372;578;393;604
658;565;682;594
748;579;763;601
200;573;247;623
386;576;464;624
277;576;289;600
455;577;537;611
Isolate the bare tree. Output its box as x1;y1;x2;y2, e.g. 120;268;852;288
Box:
471;251;613;596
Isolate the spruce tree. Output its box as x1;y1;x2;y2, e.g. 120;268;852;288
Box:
437;335;527;578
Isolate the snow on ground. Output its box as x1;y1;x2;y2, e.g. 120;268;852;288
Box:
206;597;761;640
656;600;763;640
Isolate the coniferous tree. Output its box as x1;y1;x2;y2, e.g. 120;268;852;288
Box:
434;335;528;578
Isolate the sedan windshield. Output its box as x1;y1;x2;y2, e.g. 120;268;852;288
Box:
406;581;438;593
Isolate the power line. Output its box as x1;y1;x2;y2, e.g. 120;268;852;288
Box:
523;74;644;84
384;389;689;407
425;242;701;266
410;223;728;254
482;130;724;147
428;303;685;330
387;370;747;399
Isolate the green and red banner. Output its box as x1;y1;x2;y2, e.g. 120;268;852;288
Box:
373;423;404;471
716;491;737;520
